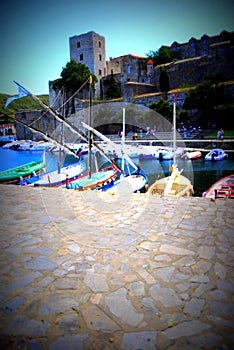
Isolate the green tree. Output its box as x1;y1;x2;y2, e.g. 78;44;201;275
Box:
53;60;97;114
159;67;170;92
146;46;177;66
103;72;121;99
183;75;229;127
149;99;172;122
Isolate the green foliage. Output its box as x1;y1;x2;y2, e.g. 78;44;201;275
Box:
103;73;121;99
149;99;172;121
159;67;170;92
0;93;49;124
146;46;177;66
53;60;98;95
183;74;230;126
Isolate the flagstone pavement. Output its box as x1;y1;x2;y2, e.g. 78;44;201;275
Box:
0;185;233;349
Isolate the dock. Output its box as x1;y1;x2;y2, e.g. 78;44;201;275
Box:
0;185;233;349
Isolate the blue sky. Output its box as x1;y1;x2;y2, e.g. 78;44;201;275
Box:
1;0;233;95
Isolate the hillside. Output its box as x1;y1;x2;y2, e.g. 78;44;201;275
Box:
0;93;49;123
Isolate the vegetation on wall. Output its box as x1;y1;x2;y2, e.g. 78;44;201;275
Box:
159;67;170;92
0;94;49;124
183;73;232;127
146;46;177;66
102;73;121;99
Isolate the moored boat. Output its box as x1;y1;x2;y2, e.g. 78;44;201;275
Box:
205;148;228;161
202;174;234;199
20;161;86;187
182;150;202;160
58;163;119;190
149;164;194;196
149;93;193;197
0;153;46;184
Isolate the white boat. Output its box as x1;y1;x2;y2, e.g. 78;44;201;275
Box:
149;93;193;197
202;174;234;199
26;161;86;187
205;148;228;161
82;108;148;193
149;164;194;196
183;150;202;160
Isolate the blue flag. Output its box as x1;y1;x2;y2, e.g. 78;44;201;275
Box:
4;82;30;108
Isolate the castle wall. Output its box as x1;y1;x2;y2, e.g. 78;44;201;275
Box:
151;43;234;91
15;110;58;141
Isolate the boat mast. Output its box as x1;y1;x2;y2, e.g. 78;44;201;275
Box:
58;87;65;174
173;92;177;166
121;108;125;174
88;75;93;178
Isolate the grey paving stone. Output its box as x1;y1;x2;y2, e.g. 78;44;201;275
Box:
1;296;25;315
49;333;88;350
2;315;50;336
160;244;195;256
149;284;182;307
153;266;175;282
55;314;80;331
39;294;79;315
162;320;211;339
121;331;157;350
25;256;56;270
83;271;109;292
209;301;234;315
105;288;143;326
184;298;205;317
3;271;42;292
81;304;120;332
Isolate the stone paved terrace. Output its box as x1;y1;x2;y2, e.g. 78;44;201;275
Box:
0;185;233;350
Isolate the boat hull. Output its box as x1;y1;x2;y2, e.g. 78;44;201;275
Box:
149;166;193;197
0;160;45;184
202;174;234;199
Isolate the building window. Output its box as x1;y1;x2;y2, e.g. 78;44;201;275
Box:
77;42;80;48
99;54;102;61
203;49;207;56
80;54;83;61
191;41;195;47
127;65;131;74
98;41;102;48
99;69;102;76
191;52;195;57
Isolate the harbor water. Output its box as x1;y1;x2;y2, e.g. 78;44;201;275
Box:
0;147;234;197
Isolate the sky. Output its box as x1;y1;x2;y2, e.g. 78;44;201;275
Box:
1;0;233;96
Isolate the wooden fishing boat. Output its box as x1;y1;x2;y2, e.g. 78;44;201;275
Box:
149;93;193;197
82;108;148;194
202;174;234;199
20;161;86;187
59;163;119;190
0;154;46;184
149;164;194;196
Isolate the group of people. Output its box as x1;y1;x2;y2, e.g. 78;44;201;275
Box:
217;128;224;139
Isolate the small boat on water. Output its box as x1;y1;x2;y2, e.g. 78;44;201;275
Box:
149;164;194;196
205;148;228;161
202;174;234;199
0;153;46;184
182;150;202;160
149;93;193;197
59;163;119;190
20;161;86;187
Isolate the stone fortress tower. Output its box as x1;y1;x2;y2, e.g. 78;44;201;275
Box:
69;31;106;97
